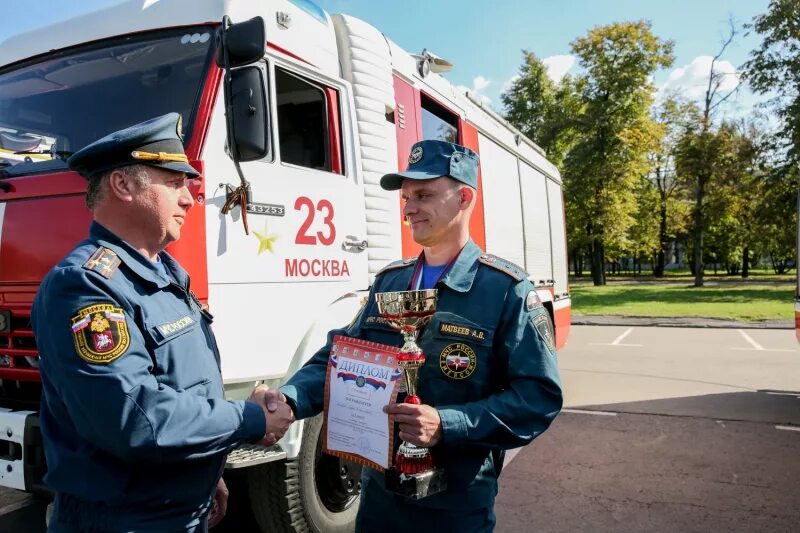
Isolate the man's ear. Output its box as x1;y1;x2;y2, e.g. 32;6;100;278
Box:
107;169;136;202
459;186;475;209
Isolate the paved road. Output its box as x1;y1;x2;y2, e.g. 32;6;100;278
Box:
495;325;800;532
2;326;798;532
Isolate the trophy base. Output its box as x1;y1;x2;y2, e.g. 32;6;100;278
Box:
385;466;447;500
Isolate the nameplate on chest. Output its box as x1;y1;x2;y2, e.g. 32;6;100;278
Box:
364;315;393;327
156;316;195;340
439;322;487;342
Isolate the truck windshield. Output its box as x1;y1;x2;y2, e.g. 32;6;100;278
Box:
0;26;215;176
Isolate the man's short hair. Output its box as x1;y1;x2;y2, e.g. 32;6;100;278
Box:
85;164;151;210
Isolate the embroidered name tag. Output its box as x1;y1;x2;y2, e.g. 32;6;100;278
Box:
439;322;487;342
364;315;393;327
156;316;195;338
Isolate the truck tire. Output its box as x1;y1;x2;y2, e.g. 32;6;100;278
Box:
248;413;362;532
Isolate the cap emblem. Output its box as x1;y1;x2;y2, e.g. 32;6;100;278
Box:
131;151;189;163
409;146;423;165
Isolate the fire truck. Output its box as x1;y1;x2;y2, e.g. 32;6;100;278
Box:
0;1;570;530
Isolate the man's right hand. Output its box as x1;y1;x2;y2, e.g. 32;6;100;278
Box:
249;385;295;446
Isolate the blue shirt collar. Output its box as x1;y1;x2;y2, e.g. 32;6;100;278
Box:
423;239;482;293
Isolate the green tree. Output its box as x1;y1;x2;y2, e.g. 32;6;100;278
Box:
743;0;800;166
649;97;699;276
676;24;740;287
678;121;761;277
626;173;660;274
566;21;674;285
755;165;797;274
733;118;770;277
501;51;582;166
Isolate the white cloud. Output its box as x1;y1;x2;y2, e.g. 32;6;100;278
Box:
657;55;740;102
542;55;575;83
473;75;491;92
501;74;521;94
456;75;493;105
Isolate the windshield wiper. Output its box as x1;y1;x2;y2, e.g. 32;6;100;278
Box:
14;150;74;160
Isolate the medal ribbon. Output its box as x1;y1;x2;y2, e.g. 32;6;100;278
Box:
409;248;462;290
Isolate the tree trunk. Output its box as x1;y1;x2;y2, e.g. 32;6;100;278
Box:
655;195;668;277
590;238;606;286
741;247;749;278
692;177;706;287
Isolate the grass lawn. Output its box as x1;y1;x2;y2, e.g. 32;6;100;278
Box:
570;282;795;322
572;269;795;283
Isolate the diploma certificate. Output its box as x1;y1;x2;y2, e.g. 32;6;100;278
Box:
322;335;402;470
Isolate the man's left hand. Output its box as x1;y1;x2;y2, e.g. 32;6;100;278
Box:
384;403;442;447
207;478;229;529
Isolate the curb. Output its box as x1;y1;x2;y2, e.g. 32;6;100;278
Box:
571;315;794;330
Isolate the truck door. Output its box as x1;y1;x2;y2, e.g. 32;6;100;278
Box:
205;59;369;381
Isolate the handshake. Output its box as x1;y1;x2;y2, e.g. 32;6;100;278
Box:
249;385;296;446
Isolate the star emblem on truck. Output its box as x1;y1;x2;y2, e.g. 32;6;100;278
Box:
253;223;278;255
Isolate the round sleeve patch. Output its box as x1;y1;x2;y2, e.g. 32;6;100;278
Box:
70;303;130;364
526;290;543;311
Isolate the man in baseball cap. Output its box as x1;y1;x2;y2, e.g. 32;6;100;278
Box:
277;138;562;532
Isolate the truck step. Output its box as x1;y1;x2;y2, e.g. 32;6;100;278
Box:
225;444;286;469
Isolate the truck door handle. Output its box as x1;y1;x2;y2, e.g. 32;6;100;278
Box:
342;237;368;253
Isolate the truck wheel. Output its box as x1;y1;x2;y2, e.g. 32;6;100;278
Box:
248;413;362;532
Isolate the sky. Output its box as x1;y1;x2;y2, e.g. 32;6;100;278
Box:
315;0;772;118
1;0;773;118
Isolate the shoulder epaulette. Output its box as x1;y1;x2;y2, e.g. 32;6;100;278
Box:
376;257;417;277
478;254;526;282
82;247;121;279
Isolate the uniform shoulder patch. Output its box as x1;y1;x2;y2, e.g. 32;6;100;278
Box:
376;257;417;277
82;247;121;279
532;312;556;355
478;254;525;282
71;303;130;364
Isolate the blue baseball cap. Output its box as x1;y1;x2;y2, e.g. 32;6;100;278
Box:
380;140;479;191
68;113;200;179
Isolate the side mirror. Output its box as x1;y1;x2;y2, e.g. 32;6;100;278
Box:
230;66;269;161
216;16;266;68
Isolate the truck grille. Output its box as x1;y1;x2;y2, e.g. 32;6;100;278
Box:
0;310;42;410
0;310;41;381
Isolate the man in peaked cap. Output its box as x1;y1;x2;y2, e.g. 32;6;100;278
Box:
32;113;294;532
271;139;563;532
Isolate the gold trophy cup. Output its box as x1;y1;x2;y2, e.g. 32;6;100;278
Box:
375;289;447;499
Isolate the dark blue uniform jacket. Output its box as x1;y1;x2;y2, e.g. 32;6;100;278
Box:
281;240;562;531
32;222;265;532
